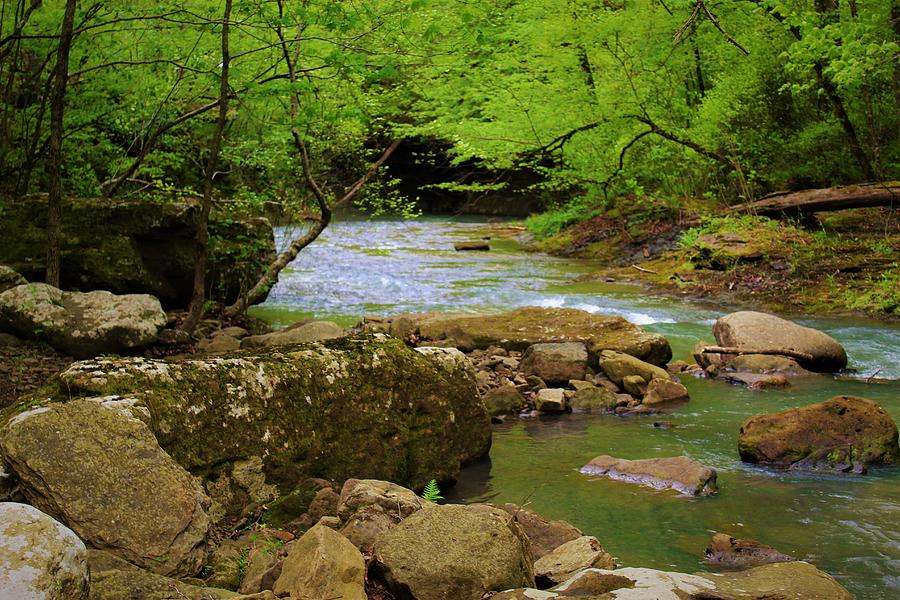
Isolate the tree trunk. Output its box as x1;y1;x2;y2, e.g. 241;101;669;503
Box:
181;0;231;334
731;182;899;217
44;0;77;287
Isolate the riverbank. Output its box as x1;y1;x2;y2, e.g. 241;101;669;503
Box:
525;204;899;320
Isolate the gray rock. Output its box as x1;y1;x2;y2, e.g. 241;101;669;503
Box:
241;320;345;348
0;265;27;294
374;504;534;600
581;455;717;496
520;342;589;385
340;505;399;552
713;311;847;372
0;502;89;600
1;398;211;576
534;536;615;587
536;388;567;413
0;283;166;358
599;350;670;386
642;379;690;406
273;524;366;600
483;386;528;416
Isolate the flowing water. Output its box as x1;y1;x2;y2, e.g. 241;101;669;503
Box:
252;217;900;599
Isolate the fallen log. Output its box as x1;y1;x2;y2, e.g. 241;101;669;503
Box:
731;182;898;217
697;345;814;362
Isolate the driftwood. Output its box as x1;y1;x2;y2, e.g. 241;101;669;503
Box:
731;182;898;217
631;264;657;274
697;345;814;362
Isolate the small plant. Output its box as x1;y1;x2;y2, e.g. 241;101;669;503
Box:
421;479;443;502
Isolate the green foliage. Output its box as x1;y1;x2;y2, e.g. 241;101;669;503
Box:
421;478;443;502
525;199;598;240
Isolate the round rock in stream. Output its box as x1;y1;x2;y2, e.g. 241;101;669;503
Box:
738;395;900;473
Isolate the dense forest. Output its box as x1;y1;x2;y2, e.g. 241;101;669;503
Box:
0;0;898;318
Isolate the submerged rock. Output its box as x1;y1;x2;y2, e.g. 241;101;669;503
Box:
713;311;847;372
373;503;534;600
0;502;89;600
581;455;717;496
382;307;672;365
1;398;211;577
704;532;795;567
738;395;900;473
0;283;166;358
21;335;490;500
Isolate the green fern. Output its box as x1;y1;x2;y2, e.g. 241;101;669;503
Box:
421;479;443;502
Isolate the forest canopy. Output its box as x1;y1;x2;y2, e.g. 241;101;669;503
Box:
0;0;897;214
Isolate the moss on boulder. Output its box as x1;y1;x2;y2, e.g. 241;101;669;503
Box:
16;334;490;501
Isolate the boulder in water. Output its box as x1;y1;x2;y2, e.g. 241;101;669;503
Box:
712;311;847;372
703;532;794;567
598;350;671;386
581;455;717;496
0;283;165;358
738;395;900;473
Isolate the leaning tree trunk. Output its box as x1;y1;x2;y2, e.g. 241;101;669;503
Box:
44;0;77;288
181;0;232;334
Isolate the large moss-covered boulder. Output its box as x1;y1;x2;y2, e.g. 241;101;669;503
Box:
0;398;211;577
21;335;490;498
738;395;900;473
373;503;534;600
713;311;847;372
0;195;275;308
382;307;672;365
0;283;166;358
0;502;89;600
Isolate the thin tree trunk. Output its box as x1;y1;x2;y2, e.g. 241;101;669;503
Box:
181;0;231;333
44;0;76;287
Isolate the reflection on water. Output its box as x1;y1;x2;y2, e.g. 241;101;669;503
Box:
254;217;900;599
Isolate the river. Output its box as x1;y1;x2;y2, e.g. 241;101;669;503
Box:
251;217;900;599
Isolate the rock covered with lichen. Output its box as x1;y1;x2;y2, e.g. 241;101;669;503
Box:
16;334;490;508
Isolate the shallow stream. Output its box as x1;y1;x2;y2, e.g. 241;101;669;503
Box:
252;218;900;599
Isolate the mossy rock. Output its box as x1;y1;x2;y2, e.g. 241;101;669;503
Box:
0;195;275;308
12;334;490;505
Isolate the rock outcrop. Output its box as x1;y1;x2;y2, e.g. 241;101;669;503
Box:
0;283;166;358
712;311;847;372
20;335;490;499
738;395;900;473
378;307;672;365
374;503;534;600
581;455;717;496
0;502;89;600
0;398;211;576
0;195;276;308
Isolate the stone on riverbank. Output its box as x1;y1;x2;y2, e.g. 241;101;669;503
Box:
738;395;900;473
373;504;534;600
581;455;717;496
520;342;589;385
240;320;345;349
0;502;89;600
0;398;211;577
0;283;166;358
483;386;528;416
536;388;567;413
380;307;672;365
642;378;690;406
533;536;616;587
704;532;795;567
713;311;847;372
496;504;582;560
18;335;489;505
273;524;366;600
